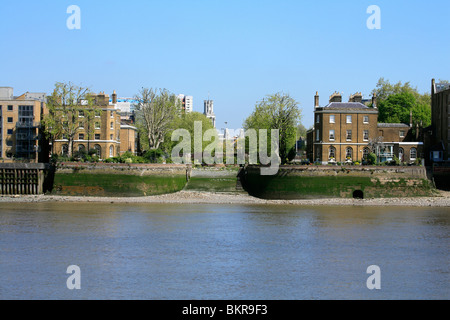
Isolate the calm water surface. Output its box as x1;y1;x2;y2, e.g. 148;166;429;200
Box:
0;202;448;300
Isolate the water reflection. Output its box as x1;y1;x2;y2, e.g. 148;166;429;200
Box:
0;202;448;300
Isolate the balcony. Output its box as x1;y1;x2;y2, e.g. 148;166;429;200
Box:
16;133;39;141
16;146;39;153
16;121;41;128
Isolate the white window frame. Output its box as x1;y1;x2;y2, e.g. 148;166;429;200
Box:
410;148;417;160
329;115;335;124
363;116;369;124
346;115;352;124
329;130;335;141
363;130;369;141
346;130;352;141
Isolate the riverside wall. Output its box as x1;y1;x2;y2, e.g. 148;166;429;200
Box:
240;165;436;200
51;163;190;197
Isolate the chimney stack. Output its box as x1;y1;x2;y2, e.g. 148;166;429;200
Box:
372;92;377;108
314;91;319;108
329;91;342;103
112;90;117;104
349;92;362;103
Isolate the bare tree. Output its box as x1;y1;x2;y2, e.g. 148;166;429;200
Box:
134;88;179;150
42;82;96;157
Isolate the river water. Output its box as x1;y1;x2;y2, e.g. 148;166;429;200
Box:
0;202;448;300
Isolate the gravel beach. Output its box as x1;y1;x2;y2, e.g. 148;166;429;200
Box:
1;190;450;207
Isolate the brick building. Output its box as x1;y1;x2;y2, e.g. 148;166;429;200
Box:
0;87;48;163
427;79;450;162
307;91;422;164
53;91;123;159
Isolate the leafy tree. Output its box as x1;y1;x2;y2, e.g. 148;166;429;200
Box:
372;78;431;127
162;111;216;158
42;82;97;157
134;88;180;150
378;92;431;127
243;92;301;164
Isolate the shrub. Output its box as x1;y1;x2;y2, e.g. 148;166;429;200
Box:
143;149;165;163
367;153;377;165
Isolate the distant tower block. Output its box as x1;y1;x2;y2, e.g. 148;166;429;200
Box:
204;99;216;128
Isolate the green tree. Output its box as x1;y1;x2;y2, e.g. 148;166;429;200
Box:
162;111;216;157
378;92;431;127
243;92;301;164
372;78;431;127
42;82;96;157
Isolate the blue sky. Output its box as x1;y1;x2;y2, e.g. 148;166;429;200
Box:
1;0;449;130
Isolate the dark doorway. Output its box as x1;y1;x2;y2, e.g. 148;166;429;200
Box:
353;190;364;199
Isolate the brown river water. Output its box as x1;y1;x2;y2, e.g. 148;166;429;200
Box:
0;202;448;299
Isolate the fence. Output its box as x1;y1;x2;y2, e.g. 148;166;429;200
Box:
0;163;49;195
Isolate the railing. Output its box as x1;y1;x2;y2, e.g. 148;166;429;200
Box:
378;153;394;158
16;121;41;128
16;134;39;141
16;146;39;153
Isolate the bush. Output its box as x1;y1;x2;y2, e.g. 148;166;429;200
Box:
367;153;377;165
143;149;166;163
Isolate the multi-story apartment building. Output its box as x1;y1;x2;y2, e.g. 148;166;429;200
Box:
307;91;422;164
204;99;216;128
53;91;122;159
177;94;193;113
0;87;48;163
428;78;450;162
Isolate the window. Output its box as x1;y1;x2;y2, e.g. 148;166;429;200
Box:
78;145;86;152
346;115;352;124
79;133;84;140
7;117;13;123
95;111;101;117
109;145;114;157
363;147;370;159
6;140;13;147
316;129;320;141
363;130;369;141
399;148;404;161
7;105;13;111
329;115;335;124
329;130;335;141
329;147;336;160
79;111;84;117
94;145;101;157
110;111;114;118
110;134;113;140
346;147;353;160
399;131;405;138
410;148;417;160
346;130;352;141
95;122;100;129
62;145;69;156
316;115;320;124
110;122;114;129
7;129;13;135
363;116;369;124
95;134;100;140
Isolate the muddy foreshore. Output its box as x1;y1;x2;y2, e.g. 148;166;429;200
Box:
1;190;449;207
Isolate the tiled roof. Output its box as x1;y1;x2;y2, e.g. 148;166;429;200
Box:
323;102;370;109
377;123;410;128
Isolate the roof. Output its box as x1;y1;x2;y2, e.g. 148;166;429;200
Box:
323;102;370;109
377;123;410;128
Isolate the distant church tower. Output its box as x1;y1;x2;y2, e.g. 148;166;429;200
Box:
204;99;216;128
